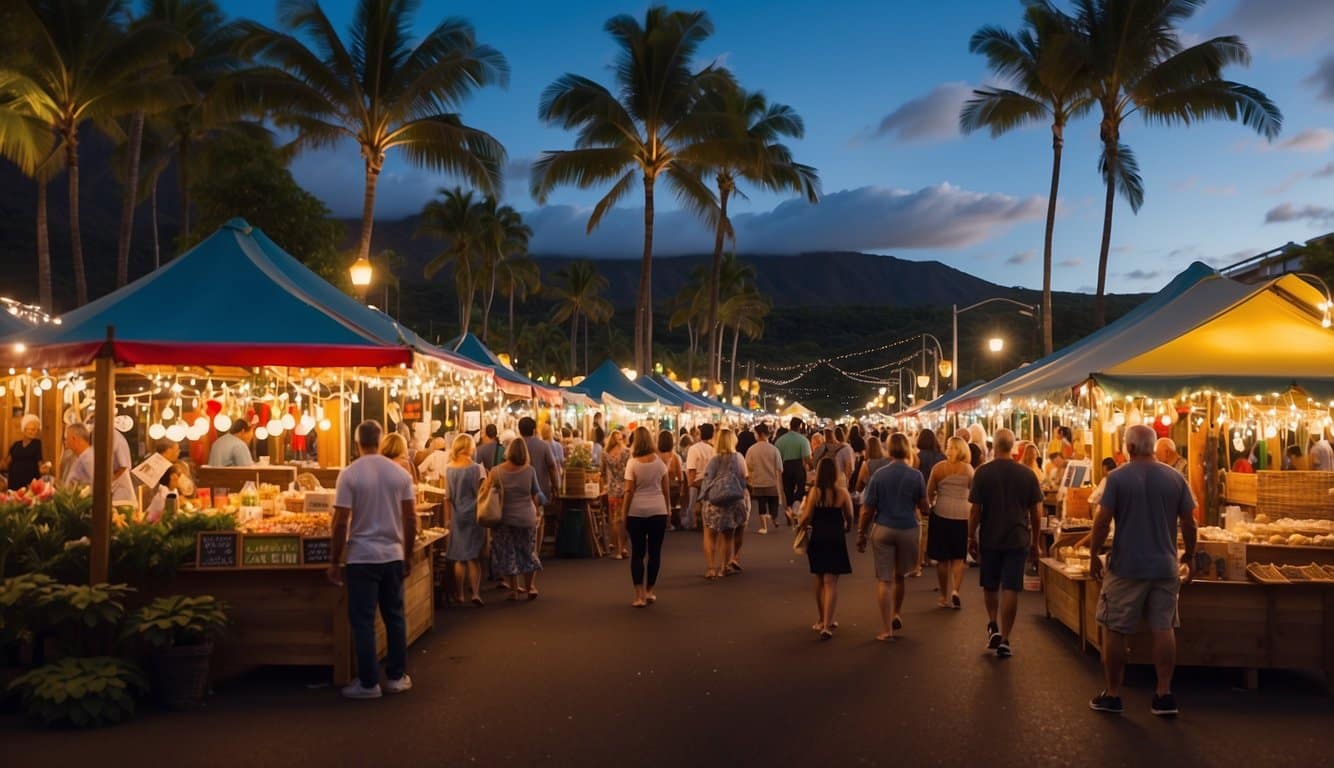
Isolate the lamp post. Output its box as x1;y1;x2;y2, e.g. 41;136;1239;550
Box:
919;332;948;400
350;256;373;304
951;298;1038;390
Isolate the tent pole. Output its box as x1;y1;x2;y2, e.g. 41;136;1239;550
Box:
90;326;116;584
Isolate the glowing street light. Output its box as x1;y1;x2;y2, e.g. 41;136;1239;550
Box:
349;255;373;303
988;337;1005;353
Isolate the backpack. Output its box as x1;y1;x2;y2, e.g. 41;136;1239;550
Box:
705;455;745;506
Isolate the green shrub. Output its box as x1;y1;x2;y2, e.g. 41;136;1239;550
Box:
0;573;58;646
125;595;228;649
7;657;146;728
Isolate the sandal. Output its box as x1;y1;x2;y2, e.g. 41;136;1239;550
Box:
819;629;833;640
527;590;539;601
471;596;485;607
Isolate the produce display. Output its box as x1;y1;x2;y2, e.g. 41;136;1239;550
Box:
239;512;332;537
1198;515;1334;547
1247;562;1334;583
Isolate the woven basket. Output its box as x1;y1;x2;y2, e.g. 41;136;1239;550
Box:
154;642;214;710
1256;471;1334;521
1222;472;1258;506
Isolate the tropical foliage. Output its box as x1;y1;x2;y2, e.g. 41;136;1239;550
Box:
549;260;614;375
533;6;733;374
236;0;508;266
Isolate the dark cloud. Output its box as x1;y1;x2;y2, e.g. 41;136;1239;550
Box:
1006;250;1036;265
1168;245;1201;260
1310;54;1334;103
1056;258;1082;268
1279;128;1334;152
525;183;1046;257
1123;269;1161;281
1215;1;1334;52
1265;203;1334;226
871;82;972;143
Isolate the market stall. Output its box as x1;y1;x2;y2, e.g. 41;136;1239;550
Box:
0;218;484;682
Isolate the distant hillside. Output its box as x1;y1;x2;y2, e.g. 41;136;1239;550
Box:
364;215;1077;310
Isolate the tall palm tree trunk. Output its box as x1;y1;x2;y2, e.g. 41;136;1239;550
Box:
508;291;517;354
1041;122;1064;355
583;313;589;375
1094;130;1117;328
569;310;579;374
482;265;497;342
686;322;696;380
357;160;382;262
36;175;52;312
706;182;730;386
65;127;87;306
116;111;145;288
150;178;160;269
637;174;656;374
729;322;740;399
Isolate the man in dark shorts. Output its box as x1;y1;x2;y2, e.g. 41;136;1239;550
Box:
1089;424;1197;717
774;418;812;526
968;428;1042;658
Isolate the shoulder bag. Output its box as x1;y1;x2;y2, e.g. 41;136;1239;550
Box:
705;455;746;506
793;525;810;555
478;471;504;528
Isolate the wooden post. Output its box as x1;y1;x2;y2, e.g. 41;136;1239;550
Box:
90;328;116;584
1204;394;1220;526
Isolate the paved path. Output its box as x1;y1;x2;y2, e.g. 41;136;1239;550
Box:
4;526;1332;767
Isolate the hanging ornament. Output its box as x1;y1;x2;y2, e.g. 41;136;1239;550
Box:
162;406;175;421
148;423;167;440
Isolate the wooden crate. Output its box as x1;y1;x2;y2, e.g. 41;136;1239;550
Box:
1257;471;1334;520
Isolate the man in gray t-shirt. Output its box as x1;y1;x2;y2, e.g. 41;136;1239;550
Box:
1089;425;1197;718
519;417;559;501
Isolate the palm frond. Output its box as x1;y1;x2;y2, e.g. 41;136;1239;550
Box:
588;169;638;234
387;114;506;193
1098;142;1144;213
529;146;637;203
662;166;721;232
1137;80;1282;139
959;88;1050;136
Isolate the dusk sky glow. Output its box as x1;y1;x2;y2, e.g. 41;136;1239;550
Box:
225;0;1334;293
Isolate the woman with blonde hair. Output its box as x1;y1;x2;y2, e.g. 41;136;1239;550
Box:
656;430;684;530
380;432;418;482
926;436;974;609
444;433;486;605
797;457;853;638
603;430;630;558
479;438;543;601
855;436;890;493
1019;441;1044;485
622;427;671;606
701;428;749;579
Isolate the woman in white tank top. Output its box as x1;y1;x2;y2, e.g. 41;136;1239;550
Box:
926;437;975;608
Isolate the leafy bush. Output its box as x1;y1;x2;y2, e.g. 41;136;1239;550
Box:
7;657;146;728
565;442;594;470
125;595;228;650
0;573;58;646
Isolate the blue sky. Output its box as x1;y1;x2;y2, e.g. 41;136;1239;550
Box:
228;0;1334;294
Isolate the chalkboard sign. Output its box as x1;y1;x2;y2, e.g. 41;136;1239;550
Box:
197;532;239;568
302;537;332;565
241;535;301;567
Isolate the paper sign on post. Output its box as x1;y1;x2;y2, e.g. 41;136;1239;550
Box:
131;453;173;489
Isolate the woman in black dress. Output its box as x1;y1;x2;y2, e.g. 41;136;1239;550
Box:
2;414;44;491
797;457;853;639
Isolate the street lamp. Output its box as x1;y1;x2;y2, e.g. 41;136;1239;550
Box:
988;337;1004;353
350;255;373;302
919;332;949;400
951;297;1038;391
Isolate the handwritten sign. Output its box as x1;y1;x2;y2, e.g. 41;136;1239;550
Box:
403;399;423;421
241;535;301;567
304;492;334;514
302;537;332;565
196;532;239;568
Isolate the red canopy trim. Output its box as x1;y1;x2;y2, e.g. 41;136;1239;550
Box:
495;377;534;398
3;341;413;369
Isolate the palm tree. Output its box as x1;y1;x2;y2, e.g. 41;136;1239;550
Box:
1072;0;1281;326
516;321;568;381
688;84;819;386
1;0;191;305
961;3;1092;356
237;0;508;267
712;252;766;395
419;187;486;335
478;200;531;343
0;93;58;310
549;261;614;375
497;255;541;354
667;265;710;380
532;6;731;375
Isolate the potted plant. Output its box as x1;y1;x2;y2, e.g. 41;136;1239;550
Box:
564;442;594;495
7;656;146;728
124;595;228;710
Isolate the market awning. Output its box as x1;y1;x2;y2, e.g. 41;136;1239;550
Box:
950;262;1253;410
652;375;725;412
636;376;710;411
447;332;562;404
576;360;659;406
561;388;600;407
0;309;32;336
0;219;413;369
1093;273;1334;400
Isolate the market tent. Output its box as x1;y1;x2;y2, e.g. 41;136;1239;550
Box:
949;262;1253;410
448;333;562;404
636;376;712;411
652;375;725;412
919;380;989;414
575;360;659;406
0;218;412;369
0;309;32;336
1093;273;1334;399
778;401;816;420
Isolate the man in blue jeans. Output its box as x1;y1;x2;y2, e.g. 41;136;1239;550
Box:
967;428;1042;658
328;420;418;699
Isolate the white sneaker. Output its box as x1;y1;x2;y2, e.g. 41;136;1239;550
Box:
341;682;382;699
383;674;413;694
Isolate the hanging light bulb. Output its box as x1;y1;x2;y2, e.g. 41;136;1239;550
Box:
267;418;284;436
255;426;269;440
162;406;175;421
193;416;209;431
318;418;333;432
166;423;187;442
148;423;167;440
281;413;296;430
213;413;232;432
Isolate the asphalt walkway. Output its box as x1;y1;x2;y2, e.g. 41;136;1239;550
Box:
4;525;1332;767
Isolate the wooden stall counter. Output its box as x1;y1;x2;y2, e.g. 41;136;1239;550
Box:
1041;560;1334;692
172;530;446;685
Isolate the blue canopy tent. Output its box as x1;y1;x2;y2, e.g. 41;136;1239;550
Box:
448;332;562;404
652;375;725;412
575;360;660;406
638;375;718;412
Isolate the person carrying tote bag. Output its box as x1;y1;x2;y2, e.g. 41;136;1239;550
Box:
478;470;504;528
